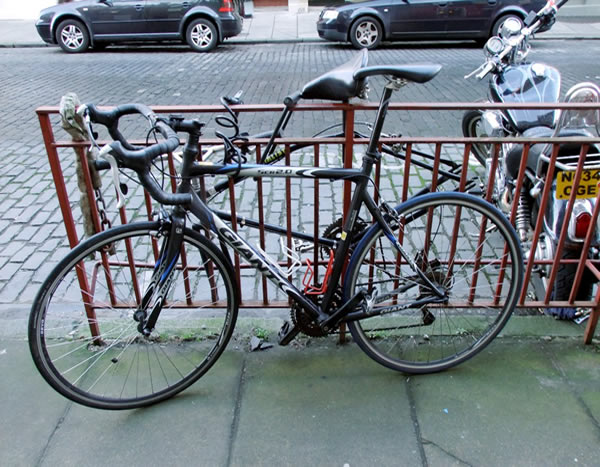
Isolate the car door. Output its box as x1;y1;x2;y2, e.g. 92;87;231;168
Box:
85;0;147;37
143;0;195;35
444;0;495;36
390;0;449;38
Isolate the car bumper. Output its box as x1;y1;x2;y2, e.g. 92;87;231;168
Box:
317;20;346;42
35;22;54;44
221;15;243;39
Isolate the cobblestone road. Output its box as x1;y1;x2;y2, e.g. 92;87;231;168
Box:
0;41;599;303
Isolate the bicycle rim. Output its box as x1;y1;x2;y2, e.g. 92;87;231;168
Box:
345;192;523;373
29;222;238;409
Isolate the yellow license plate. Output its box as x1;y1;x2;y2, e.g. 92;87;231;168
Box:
556;169;600;200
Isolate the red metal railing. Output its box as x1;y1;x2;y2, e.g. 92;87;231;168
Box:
37;102;600;343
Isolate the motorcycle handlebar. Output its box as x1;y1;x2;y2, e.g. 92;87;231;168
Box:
476;61;496;80
466;0;562;80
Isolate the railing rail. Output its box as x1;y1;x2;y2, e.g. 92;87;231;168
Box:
37;101;600;343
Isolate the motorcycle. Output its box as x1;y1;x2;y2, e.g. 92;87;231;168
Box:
462;0;600;319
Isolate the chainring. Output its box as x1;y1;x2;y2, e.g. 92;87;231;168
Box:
290;218;365;337
291;288;342;337
321;217;368;255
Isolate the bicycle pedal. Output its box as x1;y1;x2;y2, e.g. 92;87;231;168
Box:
278;320;300;346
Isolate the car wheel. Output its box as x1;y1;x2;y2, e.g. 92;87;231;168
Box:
350;17;382;50
491;14;523;37
186;18;218;52
56;19;90;53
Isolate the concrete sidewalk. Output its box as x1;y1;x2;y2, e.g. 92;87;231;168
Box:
1;9;600;48
1;304;599;466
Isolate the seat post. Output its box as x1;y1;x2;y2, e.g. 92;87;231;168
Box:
365;85;395;160
342;98;349;162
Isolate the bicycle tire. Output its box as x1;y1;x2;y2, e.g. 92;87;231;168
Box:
344;192;523;374
29;222;239;409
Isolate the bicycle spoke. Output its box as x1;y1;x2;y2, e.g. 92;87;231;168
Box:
347;193;522;373
30;224;237;409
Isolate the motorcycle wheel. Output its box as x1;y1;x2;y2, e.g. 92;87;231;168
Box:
548;248;594;320
461;109;491;166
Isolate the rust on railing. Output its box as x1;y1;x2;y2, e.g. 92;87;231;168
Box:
37;102;600;344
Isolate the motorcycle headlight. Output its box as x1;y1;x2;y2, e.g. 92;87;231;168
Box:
321;10;339;21
561;83;600;134
482;110;504;137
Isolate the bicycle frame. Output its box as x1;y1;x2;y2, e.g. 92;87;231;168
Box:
144;82;448;337
185;164;445;322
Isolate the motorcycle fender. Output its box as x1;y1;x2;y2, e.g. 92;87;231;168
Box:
542;182;600;246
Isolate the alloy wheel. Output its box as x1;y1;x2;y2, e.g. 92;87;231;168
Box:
191;24;213;49
355;21;379;47
61;25;85;50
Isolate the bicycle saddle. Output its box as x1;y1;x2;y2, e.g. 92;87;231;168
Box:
301;49;369;101
354;64;442;83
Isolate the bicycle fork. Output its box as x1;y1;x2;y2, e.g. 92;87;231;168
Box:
134;211;186;336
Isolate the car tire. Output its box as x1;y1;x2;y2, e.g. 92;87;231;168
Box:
349;17;382;50
186;18;218;52
491;14;523;37
56;19;90;53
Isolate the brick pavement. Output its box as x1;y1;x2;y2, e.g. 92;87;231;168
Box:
0;41;599;304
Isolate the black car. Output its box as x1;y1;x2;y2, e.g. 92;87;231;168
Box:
35;0;243;53
317;0;548;49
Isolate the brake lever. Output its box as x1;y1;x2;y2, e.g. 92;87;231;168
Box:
464;62;487;80
99;145;127;209
78;104;101;148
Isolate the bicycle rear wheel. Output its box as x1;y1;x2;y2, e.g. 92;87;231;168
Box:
344;192;523;374
29;222;238;409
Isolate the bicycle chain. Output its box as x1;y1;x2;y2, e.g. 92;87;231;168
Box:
95;188;112;231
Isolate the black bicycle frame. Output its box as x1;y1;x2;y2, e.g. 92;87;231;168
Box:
188;163;372;321
144;83;447;335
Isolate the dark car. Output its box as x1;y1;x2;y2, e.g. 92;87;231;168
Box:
35;0;243;53
317;0;548;49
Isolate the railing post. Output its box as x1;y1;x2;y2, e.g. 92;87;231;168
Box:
37;110;101;341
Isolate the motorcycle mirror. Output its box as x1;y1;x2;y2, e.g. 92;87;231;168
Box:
558;82;600;135
524;10;537;27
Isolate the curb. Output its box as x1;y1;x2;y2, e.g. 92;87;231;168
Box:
0;36;598;49
0;43;53;48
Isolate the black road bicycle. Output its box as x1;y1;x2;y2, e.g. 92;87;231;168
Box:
29;54;524;409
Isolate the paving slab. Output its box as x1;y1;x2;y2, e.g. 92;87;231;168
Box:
229;342;422;466
412;338;600;466
548;339;600;425
0;339;71;467
38;352;245;467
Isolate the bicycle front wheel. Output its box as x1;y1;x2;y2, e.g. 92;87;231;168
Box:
345;192;523;374
29;222;238;409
